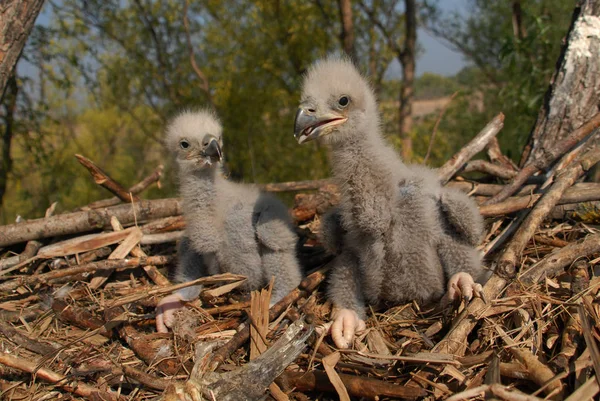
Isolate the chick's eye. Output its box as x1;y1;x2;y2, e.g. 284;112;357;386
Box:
338;96;350;107
180;140;190;149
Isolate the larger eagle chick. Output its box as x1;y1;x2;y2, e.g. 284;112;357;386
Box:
156;110;303;332
294;57;487;348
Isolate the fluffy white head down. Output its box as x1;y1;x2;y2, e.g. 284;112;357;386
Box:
165;109;223;174
300;55;380;144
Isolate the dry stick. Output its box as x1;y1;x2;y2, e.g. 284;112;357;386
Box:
424;90;460;164
110;217;169;286
579;303;600;391
0;203;57;270
486;136;518;172
280;371;427;400
84;164;163;210
462;159;518;180
519;234;600;285
447;181;539;197
435;151;600;356
0;256;173;292
485;111;600;205
446;384;545;401
495;325;563;398
553;262;588;370
0;198;183;247
258;178;332;193
75;154;140;203
108;273;245;308
497;149;600;277
52;298;112;337
0;353;122;401
0;321;61;356
438;113;505;184
208;267;328;371
479;184;600;217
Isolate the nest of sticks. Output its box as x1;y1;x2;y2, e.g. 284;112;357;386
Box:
2;112;600;401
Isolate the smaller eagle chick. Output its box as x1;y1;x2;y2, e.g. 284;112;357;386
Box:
294;57;488;348
156;110;303;333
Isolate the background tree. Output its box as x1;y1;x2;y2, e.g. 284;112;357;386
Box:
521;0;600;166
0;0;578;223
423;0;575;160
359;0;417;160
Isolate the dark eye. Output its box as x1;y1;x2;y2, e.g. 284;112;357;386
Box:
338;96;349;107
180;140;190;149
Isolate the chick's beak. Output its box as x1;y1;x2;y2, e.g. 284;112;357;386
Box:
294;106;347;144
203;136;222;161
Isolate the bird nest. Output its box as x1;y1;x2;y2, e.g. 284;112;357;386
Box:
1;115;600;401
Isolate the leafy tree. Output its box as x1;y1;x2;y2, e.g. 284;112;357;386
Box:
424;0;574;161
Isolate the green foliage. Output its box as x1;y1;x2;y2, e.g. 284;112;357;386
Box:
0;0;578;222
425;0;574;161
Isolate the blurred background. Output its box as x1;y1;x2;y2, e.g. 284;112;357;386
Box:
0;0;574;223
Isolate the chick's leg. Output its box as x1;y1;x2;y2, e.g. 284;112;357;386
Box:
156;236;206;333
446;272;484;302
155;285;202;333
327;252;367;349
437;233;489;306
331;308;366;349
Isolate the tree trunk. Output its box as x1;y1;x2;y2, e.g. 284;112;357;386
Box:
0;73;17;207
511;1;527;40
337;0;356;61
0;0;45;101
399;0;416;161
520;0;600;167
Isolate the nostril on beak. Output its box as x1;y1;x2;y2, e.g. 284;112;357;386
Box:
307;108;316;113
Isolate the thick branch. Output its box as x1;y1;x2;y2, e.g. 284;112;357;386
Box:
0;198;182;247
486;111;600;205
0;0;45;100
84;164;163;209
438;113;505;184
0;353;122;401
75;154;140;203
521;0;600;166
497;149;600;277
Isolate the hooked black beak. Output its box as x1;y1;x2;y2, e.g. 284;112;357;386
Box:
293;106;347;144
203;136;222;161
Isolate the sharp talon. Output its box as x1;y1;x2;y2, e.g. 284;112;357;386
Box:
480;292;487;304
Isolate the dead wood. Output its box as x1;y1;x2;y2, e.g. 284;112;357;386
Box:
479;183;600;217
0;352;123;401
0;198;183;247
259;178;332;192
553;261;587;370
485;111;600;205
549;200;600;222
437;113;505;184
279;370;427;399
462;159;518;180
520;234;600;285
75;154;140;203
52;298;111;337
497;149;600;277
486;136;519;172
84;164;163;210
167;319;314;401
208;268;327;371
0;255;173;292
0;320;61;356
